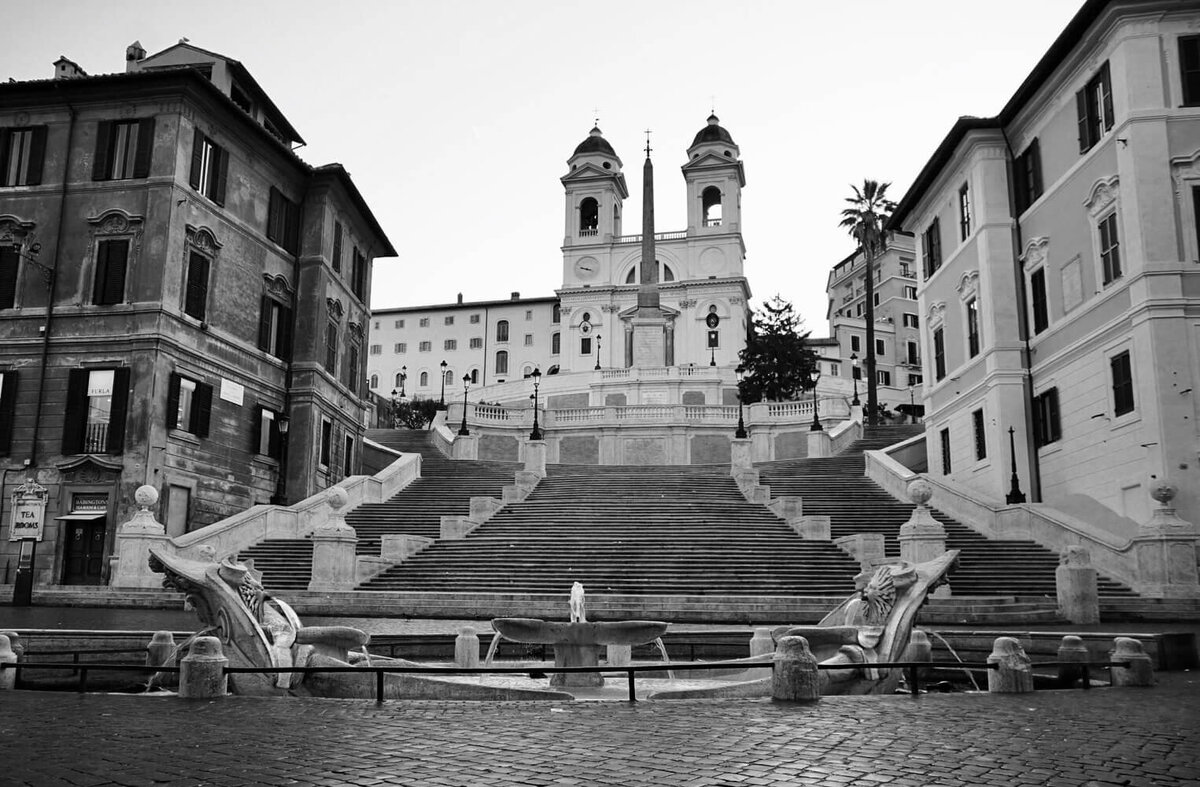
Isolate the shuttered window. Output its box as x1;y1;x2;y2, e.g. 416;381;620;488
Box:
252;405;282;459
188;128;228;205
1030;268;1048;335
1013;139;1043;214
92;118;155;181
267;187;300;254
93;239;129;306
183;252;209;321
62;367;130;454
921;218;942;278
1076;62;1114;154
332;221;343;273
0;126;48;187
1033;388;1061;447
0;370;18;455
1111;351;1134;416
257;296;293;360
0;246;19;309
1181;37;1200;106
166;373;213;437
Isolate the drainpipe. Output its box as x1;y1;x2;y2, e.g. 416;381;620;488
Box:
28;96;76;468
1001;128;1042;502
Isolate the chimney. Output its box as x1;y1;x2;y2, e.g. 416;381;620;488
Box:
125;40;146;72
53;57;87;80
510;292;520;300
457;293;463;304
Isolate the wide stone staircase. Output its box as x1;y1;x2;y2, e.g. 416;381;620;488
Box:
757;425;1136;599
237;429;517;590
359;464;863;596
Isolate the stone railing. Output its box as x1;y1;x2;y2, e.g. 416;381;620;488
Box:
614;230;688;244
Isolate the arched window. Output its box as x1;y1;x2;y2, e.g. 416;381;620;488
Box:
702;186;722;226
445;369;454;386
551;332;561;354
552;303;561;323
419;371;429;387
579;198;599;235
496;320;509;342
395;370;405;387
495;350;508;374
470;369;479;384
624;262;675;284
523;365;533;378
369;374;378;389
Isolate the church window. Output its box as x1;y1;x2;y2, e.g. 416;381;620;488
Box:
419;371;429;387
624;263;675;284
552;303;561;323
579;198;599;236
702;186;722;227
551;332;560;354
496;320;509;342
369;374;378;389
495;350;508;375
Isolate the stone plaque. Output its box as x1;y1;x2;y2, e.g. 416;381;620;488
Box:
1061;257;1083;313
220;378;245;405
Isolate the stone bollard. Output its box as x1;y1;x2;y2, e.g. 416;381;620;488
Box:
1055;547;1099;624
0;631;24;661
772;636;821;703
454;627;480;669
1056;635;1090;688
179;636;228;699
1110;637;1154;687
898;480;947;563
146;631;176;668
0;634;17;691
606;644;631;668
987;636;1033;693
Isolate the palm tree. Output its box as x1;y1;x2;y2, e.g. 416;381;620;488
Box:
840;180;896;427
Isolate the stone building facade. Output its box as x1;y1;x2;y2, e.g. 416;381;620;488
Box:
0;42;393;587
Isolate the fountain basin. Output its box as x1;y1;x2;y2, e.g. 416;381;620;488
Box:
492;618;668;687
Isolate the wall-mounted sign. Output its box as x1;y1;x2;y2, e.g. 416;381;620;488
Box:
220;378;245;405
10;479;48;541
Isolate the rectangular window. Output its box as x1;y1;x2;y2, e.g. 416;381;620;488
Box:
873;292;880;307
419;317;430;328
470;314;480;324
850;335;861;353
922;217;942;278
908;373;923;387
903;313;919;328
267;187;300;255
469;337;482;349
875;338;885;356
344;344;359;393
395;319;405;329
1182;36;1200;106
395;342;407;353
63;367;130;454
1111;350;1134;416
1014;139;1043;214
324;322;338;374
1030;268;1048;334
0;246;18;309
0;370;18;455
343;433;354;477
966;298;980;357
933;327;946;380
93;118;155;181
829;363;839;377
167;373;213;437
551;333;560;354
319;418;332;468
580;337;592;355
940;427;951;475
1099;213;1121;285
351;248;367;300
369;344;382;355
444;339;457;351
184;252;209;321
972;408;987;461
495;351;508;375
1076;61;1114;153
903;285;918;300
1033;388;1061;447
524;334;533;346
444;316;454;326
496;321;509;342
419;341;431;352
855;303;864;317
257;296;292;360
958;183;972;240
0;126;48;187
332;221;343;273
877;370;891;386
92;238;129;306
254;406;282;459
907;341;919;365
525;310;533;321
188;128;228;205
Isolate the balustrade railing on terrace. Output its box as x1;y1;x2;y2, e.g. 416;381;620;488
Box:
465;397;848;430
614;230;688;244
83;423;109;453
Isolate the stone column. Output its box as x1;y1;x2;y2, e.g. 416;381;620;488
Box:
806;429;832;458
898;479;947;564
772;636;820;703
1131;481;1200;598
1110;637;1154;687
179;636;228;699
730;438;753;475
1055;547;1099;624
986;636;1033;693
110;486;173;589
309;488;358;592
524;440;547;478
454;627;480;668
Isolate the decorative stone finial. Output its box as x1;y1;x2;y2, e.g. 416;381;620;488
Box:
326;487;349;512
1149;478;1176;507
135;485;159;509
119;485;165;535
907;479;933;508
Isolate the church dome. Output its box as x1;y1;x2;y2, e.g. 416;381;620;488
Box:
573;126;616;157
692;114;735;147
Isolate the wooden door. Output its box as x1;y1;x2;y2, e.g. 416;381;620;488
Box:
62;520;106;585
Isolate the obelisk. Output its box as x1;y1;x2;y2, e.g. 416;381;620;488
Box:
631;135;667;367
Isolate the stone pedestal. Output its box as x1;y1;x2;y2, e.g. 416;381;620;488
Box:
111;485;171;589
179;636;228;699
749;627;774;659
470;496;504;522
309;488;358;592
730;438;754;474
772;636;820;703
767;497;803;520
631;317;667;368
806;430;832;459
986;637;1033;693
1110;637;1154;687
1055;547;1100;624
898;480;946;563
1131;480;1200;597
524;440;547;478
452;433;478;460
380;534;432;561
455;627;480;668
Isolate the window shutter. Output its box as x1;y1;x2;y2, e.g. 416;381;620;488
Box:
212;145;228;206
1100;63;1114;131
189;127;204;189
107;367;131;453
257;296;273;351
0;369;18;455
166;373;181;430
285;199;300;254
132;117;155;179
251;405;263;455
26;126;47;185
267;187;281;243
1075;89;1089;153
62;369;89;454
93;120;114;181
1030;139;1042;196
0;247;19;309
1048;388;1060;442
0;129;10;183
185;254;209;320
280;306;294;361
332;222;343;272
194;381;213;438
268;413;281;459
96;239;129;305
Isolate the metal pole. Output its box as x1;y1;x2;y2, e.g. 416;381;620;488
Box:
458;377;470;436
595;335;601;371
1006;426;1026;503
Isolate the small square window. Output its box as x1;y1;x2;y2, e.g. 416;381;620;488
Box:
419;317;430;328
445;316;454;326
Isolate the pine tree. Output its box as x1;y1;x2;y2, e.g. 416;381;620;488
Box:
737;295;819;404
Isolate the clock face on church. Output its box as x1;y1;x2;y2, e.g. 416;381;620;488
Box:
574;258;599;279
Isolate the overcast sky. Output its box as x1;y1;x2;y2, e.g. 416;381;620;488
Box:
6;0;1084;334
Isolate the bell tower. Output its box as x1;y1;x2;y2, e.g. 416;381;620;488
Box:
562;126;628;246
682;114;745;236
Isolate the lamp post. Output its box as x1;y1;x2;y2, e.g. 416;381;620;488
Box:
850;353;860;406
594;335;602;371
439;360;447;407
390;388;399;428
271;414;290;505
709;344;716;366
810;367;824;432
399;365;407;398
908;384;915;423
1005;426;1027;504
458;374;471;436
529;367;543;440
734;365;747;439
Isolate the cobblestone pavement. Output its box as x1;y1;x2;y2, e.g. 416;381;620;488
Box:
3;674;1199;787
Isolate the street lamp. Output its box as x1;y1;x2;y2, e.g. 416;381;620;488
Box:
709;344;716;366
458;374;471;436
529;367;543;440
399;366;407;398
1005;426;1027;504
390;388;399;428
908;384;915;423
810;366;824;432
594;335;602;371
734;365;747;439
439;360;447;406
850;353;860;406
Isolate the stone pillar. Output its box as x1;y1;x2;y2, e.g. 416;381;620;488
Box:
606;644;631;667
772;636;820;703
1055;547;1100;624
793;516;831;540
146;631;176;668
440;516;478;540
1110;637;1154;687
524;440;547;478
110;485;172;589
834;533;886;571
0;634;16;691
806;429;832;459
986;636;1033;693
898;479;946;564
767;496;803;521
454;627;480;668
730;438;753;475
309;488;358;592
1131;481;1200;598
1057;635;1090;688
452;433;478;460
179;636;228;699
